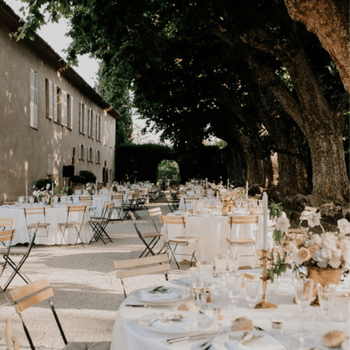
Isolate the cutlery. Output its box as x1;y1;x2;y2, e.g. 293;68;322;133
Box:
167;333;219;345
125;304;148;308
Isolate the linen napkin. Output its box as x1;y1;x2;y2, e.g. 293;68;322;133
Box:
225;332;286;350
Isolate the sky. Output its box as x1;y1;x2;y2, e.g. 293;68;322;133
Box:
5;0;162;142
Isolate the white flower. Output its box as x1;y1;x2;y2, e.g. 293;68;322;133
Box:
329;257;342;269
343;251;350;270
333;249;342;259
321;232;338;251
337;218;350;235
46;183;50;190
275;217;290;233
32;191;38;197
311;234;322;246
321;248;333;259
312;250;328;268
308;212;321;228
340;238;350;252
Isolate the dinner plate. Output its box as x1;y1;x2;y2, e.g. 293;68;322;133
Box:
138;311;214;335
130;285;186;305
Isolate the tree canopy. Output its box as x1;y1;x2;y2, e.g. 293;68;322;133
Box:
14;0;350;202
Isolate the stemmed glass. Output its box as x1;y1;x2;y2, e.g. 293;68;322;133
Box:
244;278;260;320
225;273;243;315
317;283;337;331
227;249;240;274
235;200;242;212
293;278;315;349
214;254;228;277
216;200;223;214
190;267;205;306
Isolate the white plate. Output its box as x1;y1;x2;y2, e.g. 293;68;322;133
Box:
138;311;214;335
130;286;185;305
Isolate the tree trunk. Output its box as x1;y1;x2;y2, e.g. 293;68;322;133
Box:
284;0;350;93
222;144;246;186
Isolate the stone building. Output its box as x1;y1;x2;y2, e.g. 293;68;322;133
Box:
0;0;122;203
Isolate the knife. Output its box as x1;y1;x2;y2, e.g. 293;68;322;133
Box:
125;304;148;308
167;333;219;345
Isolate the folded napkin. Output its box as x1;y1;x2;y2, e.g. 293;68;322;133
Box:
225;332;286;350
151;316;199;333
138;287;179;302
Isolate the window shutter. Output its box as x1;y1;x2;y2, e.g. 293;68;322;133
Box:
62;90;67;126
79;103;83;133
84;105;88;135
91;148;94;162
92;111;95;139
53;84;58;122
30;70;38;128
79;144;82;160
49;80;53;119
70;96;74;130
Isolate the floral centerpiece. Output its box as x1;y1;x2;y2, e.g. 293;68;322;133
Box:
32;184;52;204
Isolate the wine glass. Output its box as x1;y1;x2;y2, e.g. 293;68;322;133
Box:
216;200;223;214
225;273;243;315
317;283;337;330
227;249;240;274
293;278;315;349
214;254;228;277
244;278;260;320
235;200;242;212
190;267;205;306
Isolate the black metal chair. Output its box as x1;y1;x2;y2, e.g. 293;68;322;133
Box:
88;201;114;244
9;278;111;350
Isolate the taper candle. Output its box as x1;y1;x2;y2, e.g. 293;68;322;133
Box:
262;192;268;250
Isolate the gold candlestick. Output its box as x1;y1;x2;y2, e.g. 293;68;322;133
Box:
255;249;277;309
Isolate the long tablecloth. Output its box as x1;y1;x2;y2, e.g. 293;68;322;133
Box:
110;271;350;350
0;205;93;245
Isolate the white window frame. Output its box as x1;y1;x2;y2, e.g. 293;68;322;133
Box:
30;69;38;129
79;144;84;161
53;84;58;123
45;78;53;120
67;95;73;130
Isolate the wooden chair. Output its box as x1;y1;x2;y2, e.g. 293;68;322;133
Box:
79;196;96;216
183;197;199;211
110;194;123;221
226;215;259;268
23;207;51;245
114;254;170;298
9;278;111;350
57;205;87;246
88;201;114;244
2;226;38;292
6;318;20;350
0;229;15;283
160;215;200;269
129;212;162;257
165;194;179;213
0;218;15;231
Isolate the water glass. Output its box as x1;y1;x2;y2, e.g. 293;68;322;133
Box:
190;267;205;306
245;278;260;309
227;249;240;273
18;196;24;204
214;254;228;277
317;283;337;329
29;196;34;204
225;273;243;313
235;200;242;211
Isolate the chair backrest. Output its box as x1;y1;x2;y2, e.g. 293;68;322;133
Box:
148;207;162;232
79;196;93;205
160;215;187;242
0;229;15;248
114;254;170;297
0;218;15;230
6;319;20;350
9;278;67;348
228;215;259;240
23;207;46;216
111;194;123;207
101;201;115;219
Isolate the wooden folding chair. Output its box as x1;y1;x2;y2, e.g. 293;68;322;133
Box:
183;197;199;211
79;196;96;217
165;194;179;212
0;218;15;231
88;201;114;244
110;194;123;221
114;254;170;298
9;278;111;350
0;229;15;284
226;215;259;268
6;318;20;350
23;207;51;245
129;212;162;257
57;205;87;246
160;215;200;269
122;194;139;220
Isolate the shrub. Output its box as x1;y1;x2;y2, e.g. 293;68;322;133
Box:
34;178;54;190
70;175;86;184
79;170;96;183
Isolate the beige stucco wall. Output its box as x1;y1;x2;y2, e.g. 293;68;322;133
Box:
0;23;116;203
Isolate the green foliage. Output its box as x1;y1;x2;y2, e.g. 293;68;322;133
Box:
268;251;288;282
157;160;180;183
70;175;86;184
34;178;54;190
269;202;283;220
79;170;96;183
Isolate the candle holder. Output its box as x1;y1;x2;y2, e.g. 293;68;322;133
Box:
255;249;277;309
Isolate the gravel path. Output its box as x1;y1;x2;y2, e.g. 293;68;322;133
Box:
0;203;188;350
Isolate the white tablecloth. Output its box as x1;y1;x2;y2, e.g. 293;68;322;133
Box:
110;272;350;350
0;205;93;245
160;211;277;264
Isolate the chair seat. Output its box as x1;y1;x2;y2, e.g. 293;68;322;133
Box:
64;341;111;350
27;223;50;228
5;248;26;255
142;232;162;238
58;222;81;227
89;217;108;223
226;237;256;244
169;236;200;244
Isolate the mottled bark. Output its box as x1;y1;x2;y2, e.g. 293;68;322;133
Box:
284;0;350;93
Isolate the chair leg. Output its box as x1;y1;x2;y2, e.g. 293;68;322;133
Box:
2;255;31;291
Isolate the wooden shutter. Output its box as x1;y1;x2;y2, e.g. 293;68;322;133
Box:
49;80;53;119
79;103;83;133
53;84;58;122
62;90;67;126
84;105;88;135
30;69;38;128
69;96;74;130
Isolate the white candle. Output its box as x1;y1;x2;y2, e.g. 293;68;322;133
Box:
262;192;268;250
25;184;28;198
227;178;229;187
246;181;248;198
51;183;54;196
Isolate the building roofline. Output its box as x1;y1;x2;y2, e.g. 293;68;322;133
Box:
0;0;122;121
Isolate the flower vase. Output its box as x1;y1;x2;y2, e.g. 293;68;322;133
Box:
307;266;343;306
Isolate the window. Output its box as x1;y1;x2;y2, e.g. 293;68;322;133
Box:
103;119;107;146
79;103;85;134
88;108;92;138
30;69;38;129
79;144;84;160
87;147;93;162
45;79;53;120
91;111;95;139
96;150;100;164
56;87;62;124
96;115;101;141
53;84;58;122
67;94;73;130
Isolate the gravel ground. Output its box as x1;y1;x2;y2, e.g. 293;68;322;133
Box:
0;202;188;350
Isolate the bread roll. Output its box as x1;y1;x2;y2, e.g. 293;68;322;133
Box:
177;301;199;313
231;316;253;332
322;331;346;348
